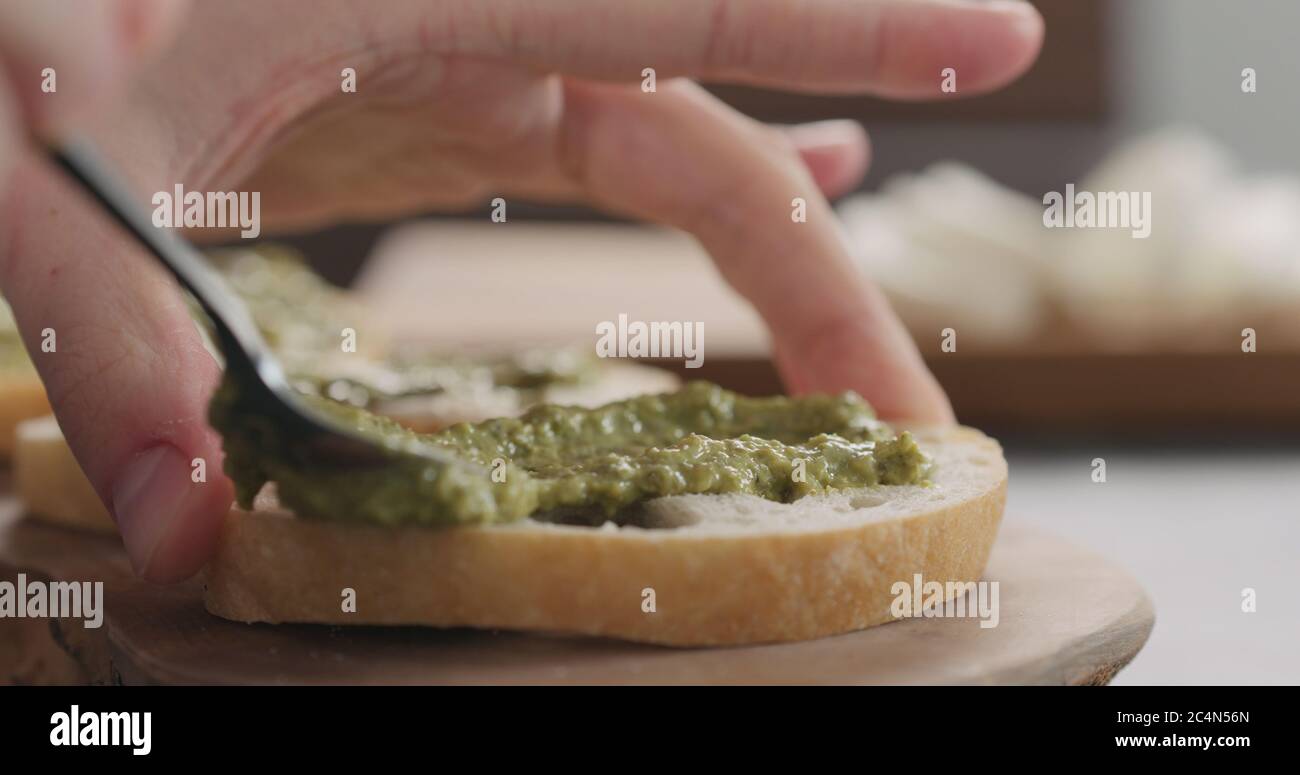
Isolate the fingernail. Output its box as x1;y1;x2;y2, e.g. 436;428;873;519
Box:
981;0;1043;35
112;444;194;577
784;119;865;148
1007;5;1044;38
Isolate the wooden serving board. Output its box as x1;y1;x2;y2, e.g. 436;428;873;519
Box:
641;351;1300;437
0;496;1153;686
355;220;1300;437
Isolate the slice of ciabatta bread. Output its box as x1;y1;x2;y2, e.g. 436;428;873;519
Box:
13;415;115;533
203;425;1006;647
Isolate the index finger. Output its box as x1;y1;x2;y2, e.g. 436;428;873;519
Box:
450;0;1043;97
558;79;953;422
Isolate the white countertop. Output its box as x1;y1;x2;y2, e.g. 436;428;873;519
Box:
1005;444;1300;685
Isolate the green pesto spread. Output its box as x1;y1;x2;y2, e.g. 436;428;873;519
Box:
211;378;930;528
206;246;365;360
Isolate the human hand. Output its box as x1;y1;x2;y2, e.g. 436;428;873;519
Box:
0;0;187;180
0;0;1042;581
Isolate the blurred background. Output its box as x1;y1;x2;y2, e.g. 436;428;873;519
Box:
241;0;1299;683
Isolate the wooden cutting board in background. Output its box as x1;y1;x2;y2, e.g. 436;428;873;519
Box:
356;220;1300;437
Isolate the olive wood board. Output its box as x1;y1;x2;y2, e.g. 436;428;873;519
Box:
644;352;1300;438
0;496;1154;685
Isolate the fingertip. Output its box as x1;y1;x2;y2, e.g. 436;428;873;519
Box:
994;1;1046;86
139;482;232;584
869;0;1046;100
111;441;232;583
904;380;958;427
786;120;871;199
959;2;1045;93
771;295;956;426
781;350;955;426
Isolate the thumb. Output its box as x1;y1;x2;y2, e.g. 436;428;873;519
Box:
0;157;231;582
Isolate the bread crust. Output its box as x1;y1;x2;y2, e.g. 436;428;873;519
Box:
204;427;1007;646
0;374;51;460
13;415;115;533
